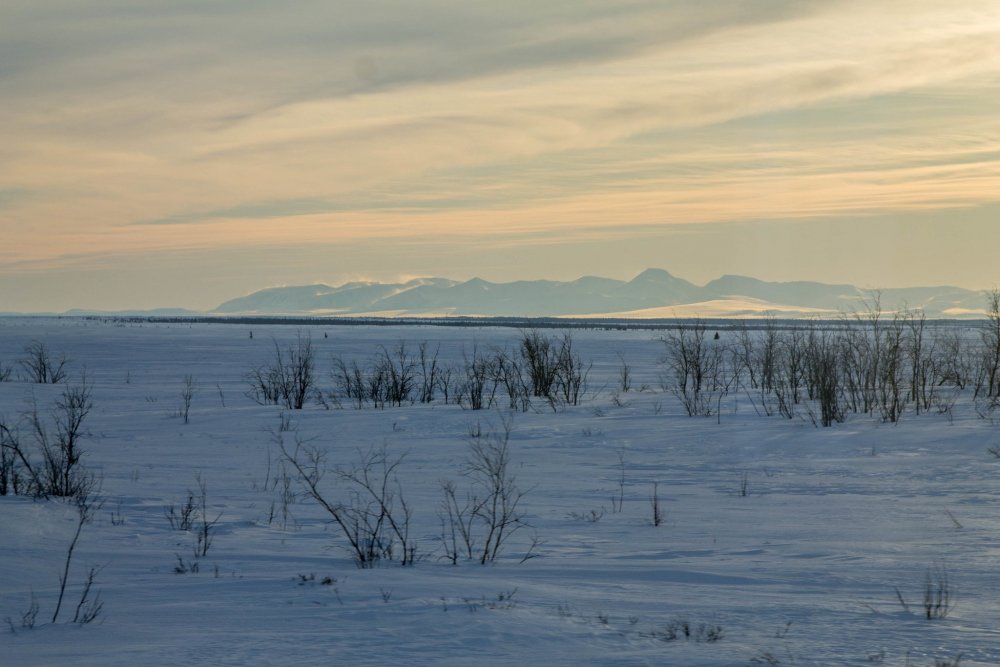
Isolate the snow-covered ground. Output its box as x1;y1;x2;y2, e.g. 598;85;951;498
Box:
1;317;998;666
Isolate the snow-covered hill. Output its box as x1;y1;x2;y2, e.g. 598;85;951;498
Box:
214;270;987;318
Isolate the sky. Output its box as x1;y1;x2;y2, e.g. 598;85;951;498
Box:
2;0;1000;312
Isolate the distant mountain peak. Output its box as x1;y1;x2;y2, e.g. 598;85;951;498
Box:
629;267;676;282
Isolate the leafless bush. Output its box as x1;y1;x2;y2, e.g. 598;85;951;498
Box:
71;566;104;624
651;481;663;527
458;346;500;411
193;475;221;558
516;331;589;408
331;356;367;408
164;476;220;557
924;565;955;620
617;353;632;392
165;492;197;531
644;617;724;643
660;321;723;417
0;419;27;496
247;334;315;410
417;342;441;403
440;479;478;564
465;414;528;563
551;334;590;408
935;329;971;390
331;342;420;408
520;330;560;399
876;313;908;423
283;437;414;567
0;406;104;627
440;415;529;564
386;344;419;406
179;375;196;424
435;364;456;404
6;382;99;500
5;592;39;632
52;492;103;624
493;351;531;412
907;310;933;414
805;328;843;427
19;340;68;384
978;288;1000;399
611;448;626;513
268;459;297;530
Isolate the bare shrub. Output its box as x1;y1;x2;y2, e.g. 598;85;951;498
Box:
331;356;367;409
923;565;954;620
440;415;529;564
977;288;1000;399
165;492;197;531
465;414;529;563
5;592;39;632
248;334;315;410
515;331;589;408
0;420;27;496
71;565;104;624
8;381;100;500
644;617;724;643
617;353;632;393
651;481;663;527
440;479;478;564
458;346;500;411
934;329;971;390
416;342;441;404
283;438;414;567
164;476;220;558
179;375;196;424
331;342;423;409
906;310;934;414
19;340;68;384
193;475;221;558
435;364;456;405
876;313;908;423
520;330;560;399
660;321;723;417
805;328;843;427
52;492;103;624
378;343;418;407
551;334;590;408
611;448;626;513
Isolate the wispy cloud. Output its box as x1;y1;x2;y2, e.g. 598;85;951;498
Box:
2;0;1000;308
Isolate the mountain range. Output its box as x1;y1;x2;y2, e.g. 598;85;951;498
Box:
213;269;990;319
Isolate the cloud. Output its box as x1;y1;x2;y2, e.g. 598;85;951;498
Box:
3;0;1000;309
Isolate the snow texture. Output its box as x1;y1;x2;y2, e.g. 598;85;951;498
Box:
1;317;998;666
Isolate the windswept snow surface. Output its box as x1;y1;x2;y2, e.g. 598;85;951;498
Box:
1;318;999;666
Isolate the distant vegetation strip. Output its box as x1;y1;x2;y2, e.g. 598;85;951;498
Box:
76;314;982;332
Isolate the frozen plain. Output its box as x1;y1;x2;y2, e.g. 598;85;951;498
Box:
1;317;999;666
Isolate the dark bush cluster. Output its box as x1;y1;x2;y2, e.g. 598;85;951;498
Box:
659;290;1000;426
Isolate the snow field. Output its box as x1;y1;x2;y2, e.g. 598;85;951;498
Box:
1;318;999;666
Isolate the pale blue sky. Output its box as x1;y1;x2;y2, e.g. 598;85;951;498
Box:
2;1;999;311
